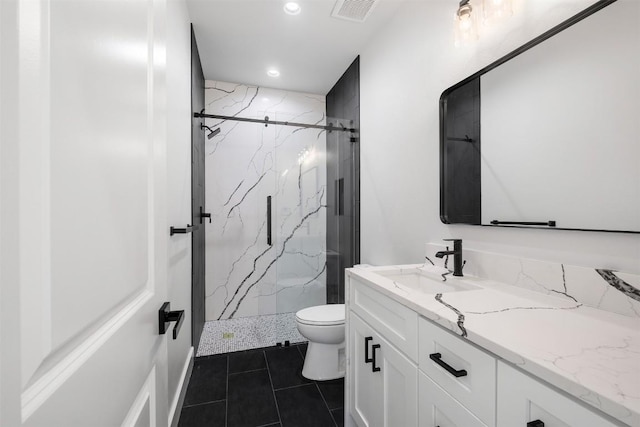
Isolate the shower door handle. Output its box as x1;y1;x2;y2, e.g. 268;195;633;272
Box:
267;196;272;246
335;178;344;216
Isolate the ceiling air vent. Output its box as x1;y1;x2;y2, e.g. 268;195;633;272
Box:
331;0;378;23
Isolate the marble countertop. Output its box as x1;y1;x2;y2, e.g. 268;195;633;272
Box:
347;264;640;427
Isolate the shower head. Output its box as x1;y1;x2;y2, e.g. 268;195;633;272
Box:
201;123;221;140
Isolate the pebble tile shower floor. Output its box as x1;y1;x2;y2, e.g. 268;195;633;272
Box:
197;313;306;356
178;343;344;427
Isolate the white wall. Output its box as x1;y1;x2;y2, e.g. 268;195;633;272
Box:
166;0;193;422
360;0;640;273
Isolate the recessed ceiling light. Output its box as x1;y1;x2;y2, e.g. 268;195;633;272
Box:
267;69;280;77
284;2;301;15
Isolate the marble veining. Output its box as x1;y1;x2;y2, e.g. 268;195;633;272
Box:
597;269;640;303
227;197;327;319
435;293;467;337
205;80;327;321
217;245;274;320
349;264;640;426
426;244;640;318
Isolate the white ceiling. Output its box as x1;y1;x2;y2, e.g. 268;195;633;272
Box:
186;0;406;95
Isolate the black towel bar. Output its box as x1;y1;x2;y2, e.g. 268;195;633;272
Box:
490;220;556;227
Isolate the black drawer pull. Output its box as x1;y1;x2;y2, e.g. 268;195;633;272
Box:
527;421;544;427
364;336;373;363
429;353;467;377
371;344;381;372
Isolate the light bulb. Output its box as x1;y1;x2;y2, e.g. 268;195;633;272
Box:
483;0;512;25
454;0;478;47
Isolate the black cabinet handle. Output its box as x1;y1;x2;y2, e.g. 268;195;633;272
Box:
527;421;544;427
364;336;373;363
371;344;381;372
267;196;272;246
159;302;184;339
429;353;467;377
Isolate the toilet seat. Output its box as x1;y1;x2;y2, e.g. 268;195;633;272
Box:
296;304;345;326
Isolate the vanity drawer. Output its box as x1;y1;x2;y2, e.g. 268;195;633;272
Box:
497;361;620;427
418;317;496;426
419;371;487;427
349;276;418;361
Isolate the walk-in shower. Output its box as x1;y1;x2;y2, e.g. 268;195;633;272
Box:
194;81;357;356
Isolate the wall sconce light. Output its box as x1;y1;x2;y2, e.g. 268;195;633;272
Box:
454;0;479;47
482;0;513;25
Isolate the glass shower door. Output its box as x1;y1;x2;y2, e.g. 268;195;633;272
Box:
272;110;329;345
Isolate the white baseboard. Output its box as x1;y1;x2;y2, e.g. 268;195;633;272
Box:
169;346;194;427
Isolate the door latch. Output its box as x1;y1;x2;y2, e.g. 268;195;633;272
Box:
159;302;184;339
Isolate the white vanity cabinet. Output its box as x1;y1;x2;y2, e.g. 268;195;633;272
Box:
497;362;622;427
348;277;419;427
346;271;630;427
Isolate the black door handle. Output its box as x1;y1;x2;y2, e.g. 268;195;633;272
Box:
527;421;544;427
364;336;373;363
371;344;381;372
199;206;211;224
429;353;467;377
170;224;199;236
159;302;184;339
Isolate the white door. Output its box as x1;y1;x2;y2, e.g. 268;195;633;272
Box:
1;1;171;426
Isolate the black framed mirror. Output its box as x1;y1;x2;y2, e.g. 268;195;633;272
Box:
440;0;639;233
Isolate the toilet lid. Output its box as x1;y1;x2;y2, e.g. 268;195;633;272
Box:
296;304;345;326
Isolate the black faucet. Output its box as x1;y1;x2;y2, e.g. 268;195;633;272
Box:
435;239;464;277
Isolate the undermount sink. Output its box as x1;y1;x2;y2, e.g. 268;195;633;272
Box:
373;268;480;294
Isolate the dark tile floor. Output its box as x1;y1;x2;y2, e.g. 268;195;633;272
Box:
178;343;345;427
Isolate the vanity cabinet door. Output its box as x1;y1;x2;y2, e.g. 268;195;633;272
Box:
349;312;418;427
497;362;620;427
350;312;383;427
419;372;488;427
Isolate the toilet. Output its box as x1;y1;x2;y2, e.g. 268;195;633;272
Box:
295;304;346;381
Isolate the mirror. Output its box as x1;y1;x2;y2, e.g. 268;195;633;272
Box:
440;0;639;233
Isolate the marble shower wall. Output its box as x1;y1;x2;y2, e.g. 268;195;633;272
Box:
204;81;327;321
425;243;640;318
